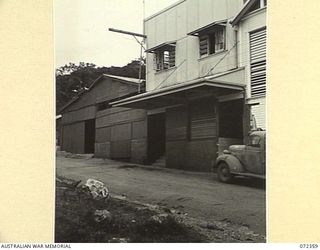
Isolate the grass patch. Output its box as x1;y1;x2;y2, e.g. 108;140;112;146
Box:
55;176;206;243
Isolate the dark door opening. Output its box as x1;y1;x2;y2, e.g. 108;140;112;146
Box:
85;119;95;153
147;113;166;163
219;99;244;139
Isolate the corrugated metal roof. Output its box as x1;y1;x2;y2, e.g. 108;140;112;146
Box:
102;74;144;84
58;74;144;114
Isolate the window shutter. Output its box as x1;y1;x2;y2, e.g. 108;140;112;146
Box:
199;36;208;56
250;30;266;62
250;60;266;97
169;50;175;67
166;107;187;141
154;51;163;71
153;53;159;71
190;101;217;140
250;28;266;98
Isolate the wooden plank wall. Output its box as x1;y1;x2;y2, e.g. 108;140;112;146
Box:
61;76;146;161
61;105;96;125
251;97;266;129
95;108;147;163
166;98;218;172
166;106;188;141
61;121;85;154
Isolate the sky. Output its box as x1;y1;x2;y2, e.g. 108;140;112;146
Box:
54;0;178;68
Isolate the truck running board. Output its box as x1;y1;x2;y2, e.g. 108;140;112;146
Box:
231;172;265;179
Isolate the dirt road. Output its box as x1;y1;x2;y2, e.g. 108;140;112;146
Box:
56;154;266;237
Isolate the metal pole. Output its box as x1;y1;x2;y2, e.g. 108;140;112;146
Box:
138;45;143;93
108;28;146;38
108;26;146;92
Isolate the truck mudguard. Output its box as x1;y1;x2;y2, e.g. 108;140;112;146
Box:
215;154;245;173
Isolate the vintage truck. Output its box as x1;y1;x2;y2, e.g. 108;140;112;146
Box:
215;131;266;183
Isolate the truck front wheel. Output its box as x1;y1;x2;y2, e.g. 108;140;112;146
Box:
217;162;233;183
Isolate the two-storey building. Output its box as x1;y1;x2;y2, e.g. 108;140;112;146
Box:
232;0;267;129
112;0;267;171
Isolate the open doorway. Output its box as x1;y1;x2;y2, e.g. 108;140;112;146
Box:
84;119;95;153
218;99;244;154
219;99;244;138
147;113;166;163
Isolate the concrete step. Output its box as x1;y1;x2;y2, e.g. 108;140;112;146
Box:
152;155;166;167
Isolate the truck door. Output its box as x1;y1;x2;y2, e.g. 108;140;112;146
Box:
244;134;263;174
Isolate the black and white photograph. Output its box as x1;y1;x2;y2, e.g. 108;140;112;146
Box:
55;0;267;243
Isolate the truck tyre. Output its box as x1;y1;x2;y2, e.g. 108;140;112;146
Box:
217;162;233;183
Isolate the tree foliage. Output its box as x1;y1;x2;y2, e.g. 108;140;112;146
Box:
56;60;145;113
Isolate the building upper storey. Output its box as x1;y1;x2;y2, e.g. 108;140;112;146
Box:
111;0;266;112
144;0;245;91
232;0;267;99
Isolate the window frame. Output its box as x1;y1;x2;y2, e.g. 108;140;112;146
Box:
248;0;267;14
153;46;176;72
247;135;261;147
199;26;226;58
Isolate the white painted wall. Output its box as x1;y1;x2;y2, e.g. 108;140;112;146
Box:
144;0;244;91
250;97;266;129
237;7;266;98
237;7;266;129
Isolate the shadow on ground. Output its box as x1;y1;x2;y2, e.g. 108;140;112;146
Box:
214;176;266;189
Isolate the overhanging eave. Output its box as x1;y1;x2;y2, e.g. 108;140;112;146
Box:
145;41;176;53
110;79;244;110
187;19;228;36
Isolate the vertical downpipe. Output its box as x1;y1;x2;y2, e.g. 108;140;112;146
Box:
235;29;239;68
215;98;220;156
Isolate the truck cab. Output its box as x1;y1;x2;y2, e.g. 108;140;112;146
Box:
215;131;266;183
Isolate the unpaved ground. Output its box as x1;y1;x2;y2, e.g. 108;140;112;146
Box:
56;176;206;243
56;153;266;242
